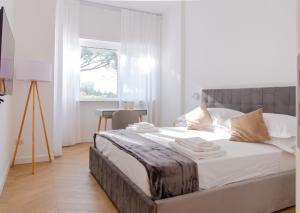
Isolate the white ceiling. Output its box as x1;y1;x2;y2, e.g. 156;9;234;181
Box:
86;1;180;14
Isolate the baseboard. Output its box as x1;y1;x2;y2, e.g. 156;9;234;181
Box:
14;154;54;164
0;161;11;195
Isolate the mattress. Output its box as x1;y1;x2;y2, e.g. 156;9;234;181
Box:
95;127;295;197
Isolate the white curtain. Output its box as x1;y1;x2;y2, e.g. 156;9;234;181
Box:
53;0;80;154
120;9;161;124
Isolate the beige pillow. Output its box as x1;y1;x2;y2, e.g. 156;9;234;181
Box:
185;104;212;130
230;108;270;142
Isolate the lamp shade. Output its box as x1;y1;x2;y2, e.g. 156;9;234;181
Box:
15;60;52;82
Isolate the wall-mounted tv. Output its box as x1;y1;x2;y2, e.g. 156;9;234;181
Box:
0;7;14;95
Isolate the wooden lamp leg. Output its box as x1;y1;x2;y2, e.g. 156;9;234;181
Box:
35;82;52;163
11;81;34;167
12;81;52;174
32;81;36;175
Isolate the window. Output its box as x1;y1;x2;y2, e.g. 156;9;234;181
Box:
80;39;120;101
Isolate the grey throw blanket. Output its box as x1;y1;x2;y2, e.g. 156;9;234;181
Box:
94;130;199;200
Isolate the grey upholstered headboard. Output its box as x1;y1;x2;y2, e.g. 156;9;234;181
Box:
201;87;296;116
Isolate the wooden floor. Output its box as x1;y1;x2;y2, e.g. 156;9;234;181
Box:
0;143;295;213
0;143;117;213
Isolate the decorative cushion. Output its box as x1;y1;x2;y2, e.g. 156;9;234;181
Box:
185;104;212;130
230;109;270;142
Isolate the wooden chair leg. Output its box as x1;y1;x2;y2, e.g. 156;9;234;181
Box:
97;116;102;132
35;82;52;163
32;81;36;175
11;81;34;167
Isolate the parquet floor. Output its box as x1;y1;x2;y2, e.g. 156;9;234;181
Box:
0;143;117;213
0;143;295;213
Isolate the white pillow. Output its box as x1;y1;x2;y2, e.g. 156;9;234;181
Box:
263;113;296;138
207;108;244;127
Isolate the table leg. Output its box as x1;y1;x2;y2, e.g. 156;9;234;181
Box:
139;115;143;122
97;116;102;132
104;117;107;130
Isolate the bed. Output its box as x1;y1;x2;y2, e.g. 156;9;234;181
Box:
90;87;296;213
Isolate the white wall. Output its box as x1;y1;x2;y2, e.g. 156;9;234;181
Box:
13;0;56;163
80;101;118;141
79;2;121;141
184;0;297;111
0;0;15;194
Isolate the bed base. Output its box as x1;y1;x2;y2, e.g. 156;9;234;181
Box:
90;146;295;213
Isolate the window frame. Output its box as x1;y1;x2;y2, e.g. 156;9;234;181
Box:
79;38;120;102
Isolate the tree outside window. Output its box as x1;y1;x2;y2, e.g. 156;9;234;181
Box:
80;40;119;100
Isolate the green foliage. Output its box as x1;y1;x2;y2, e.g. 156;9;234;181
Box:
80;81;117;99
80;46;118;99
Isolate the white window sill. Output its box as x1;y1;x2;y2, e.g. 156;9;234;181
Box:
80;99;119;102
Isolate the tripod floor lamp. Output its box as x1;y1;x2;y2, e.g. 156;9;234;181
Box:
12;60;53;174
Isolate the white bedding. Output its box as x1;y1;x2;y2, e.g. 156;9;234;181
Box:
95;127;295;197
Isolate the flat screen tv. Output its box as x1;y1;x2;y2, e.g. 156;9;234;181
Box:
0;7;14;95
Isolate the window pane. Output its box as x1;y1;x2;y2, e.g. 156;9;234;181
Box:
80;46;118;100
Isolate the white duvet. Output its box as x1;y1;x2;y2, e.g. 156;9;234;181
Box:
95;127;295;197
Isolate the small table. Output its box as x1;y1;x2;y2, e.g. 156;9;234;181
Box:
95;108;148;131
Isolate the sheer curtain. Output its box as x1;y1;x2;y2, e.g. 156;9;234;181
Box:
53;0;80;155
119;9;161;124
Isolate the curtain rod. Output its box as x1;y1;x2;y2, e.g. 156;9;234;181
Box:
80;0;162;16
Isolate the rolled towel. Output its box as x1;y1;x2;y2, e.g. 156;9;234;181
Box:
171;142;226;160
176;140;221;152
175;137;213;150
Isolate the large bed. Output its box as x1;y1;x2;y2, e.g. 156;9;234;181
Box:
90;87;296;213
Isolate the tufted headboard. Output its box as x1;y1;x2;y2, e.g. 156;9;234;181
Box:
201;87;296;116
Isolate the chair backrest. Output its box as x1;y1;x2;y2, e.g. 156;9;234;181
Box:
112;110;140;130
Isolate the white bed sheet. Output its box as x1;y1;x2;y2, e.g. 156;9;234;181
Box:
95;127;295;197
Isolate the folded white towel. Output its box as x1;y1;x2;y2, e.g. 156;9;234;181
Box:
126;126;159;133
129;125;155;130
176;140;221;152
175;137;213;150
133;122;154;127
171;142;226;160
127;122;157;132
